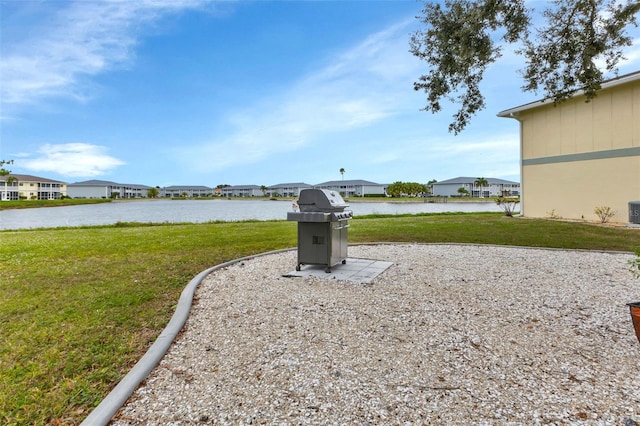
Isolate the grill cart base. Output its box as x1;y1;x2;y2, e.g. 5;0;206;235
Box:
295;221;348;273
287;189;353;274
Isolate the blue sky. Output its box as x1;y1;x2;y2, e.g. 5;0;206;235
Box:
2;1;639;188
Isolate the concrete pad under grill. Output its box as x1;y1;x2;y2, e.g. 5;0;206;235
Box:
283;258;393;283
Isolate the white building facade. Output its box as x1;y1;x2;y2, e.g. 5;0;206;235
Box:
67;180;151;199
267;183;313;197
314;180;387;197
161;186;213;198
431;177;520;198
221;185;264;197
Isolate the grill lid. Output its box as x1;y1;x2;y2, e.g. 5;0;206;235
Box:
297;189;348;212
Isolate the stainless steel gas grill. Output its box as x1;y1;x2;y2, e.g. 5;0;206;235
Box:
287;189;353;272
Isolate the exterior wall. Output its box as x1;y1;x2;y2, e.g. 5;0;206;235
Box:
431;180;520;197
360;184;386;196
18;180;39;199
18;180;67;200
221;186;263;197
315;183;359;197
122;186;150;198
161;187;213;197
0;182;19;200
67;185;109;198
521;155;639;221
315;181;387;197
69;183;150;198
267;185;311;197
516;79;640;222
432;183;473;197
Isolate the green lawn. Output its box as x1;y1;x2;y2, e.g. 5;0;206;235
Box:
1;213;639;425
0;198;112;210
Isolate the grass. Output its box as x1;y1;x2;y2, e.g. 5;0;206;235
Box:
0;198;112;210
1;213;639;425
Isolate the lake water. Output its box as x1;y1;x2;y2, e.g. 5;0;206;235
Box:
0;199;503;230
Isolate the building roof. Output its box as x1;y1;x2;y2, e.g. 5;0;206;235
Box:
315;179;382;186
1;174;66;184
434;177;519;185
69;179;119;186
225;185;262;190
268;182;313;189
164;185;212;190
497;70;640;118
69;180;151;189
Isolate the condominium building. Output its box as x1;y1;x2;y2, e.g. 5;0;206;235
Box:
266;183;313;197
431;177;520;198
67;180;151;199
314;180;387;197
220;185;264;197
0;174;67;200
160;185;213;198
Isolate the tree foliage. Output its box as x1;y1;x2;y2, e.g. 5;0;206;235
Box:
147;187;159;198
410;0;640;134
1;159;14;177
0;160;17;184
474;177;489;188
386;181;429;197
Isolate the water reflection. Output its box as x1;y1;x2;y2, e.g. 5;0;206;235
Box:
0;199;503;230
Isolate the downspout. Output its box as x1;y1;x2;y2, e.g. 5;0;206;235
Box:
503;112;524;217
512;112;524;218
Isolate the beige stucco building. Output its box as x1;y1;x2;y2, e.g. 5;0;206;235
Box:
0;174;67;200
498;71;640;224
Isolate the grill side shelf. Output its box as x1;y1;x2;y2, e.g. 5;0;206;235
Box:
287;212;331;222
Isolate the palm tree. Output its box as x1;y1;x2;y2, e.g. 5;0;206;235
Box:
474;177;489;198
339;168;345;180
457;187;470;197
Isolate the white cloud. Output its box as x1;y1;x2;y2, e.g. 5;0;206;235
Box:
430;134;520;171
21;143;125;177
180;19;423;173
0;0;213;106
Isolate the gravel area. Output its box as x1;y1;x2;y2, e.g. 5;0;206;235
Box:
112;244;639;425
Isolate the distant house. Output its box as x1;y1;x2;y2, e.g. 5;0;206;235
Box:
498;70;640;222
67;180;151;199
431;177;520;198
0;174;67;200
314;180;387;197
267;183;313;197
221;185;263;197
161;185;213;198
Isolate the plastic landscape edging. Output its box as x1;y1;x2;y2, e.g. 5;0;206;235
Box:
80;248;294;426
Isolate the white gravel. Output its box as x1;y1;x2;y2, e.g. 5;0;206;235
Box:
112;244;640;425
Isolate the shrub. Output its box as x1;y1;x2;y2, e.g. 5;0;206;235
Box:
494;196;520;217
594;206;616;223
547;209;561;219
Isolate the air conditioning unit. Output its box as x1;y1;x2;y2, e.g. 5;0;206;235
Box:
630;201;640;224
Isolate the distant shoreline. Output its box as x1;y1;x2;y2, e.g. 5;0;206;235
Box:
1;196;499;211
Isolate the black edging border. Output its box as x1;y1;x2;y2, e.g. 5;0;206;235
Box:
81;243;633;425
